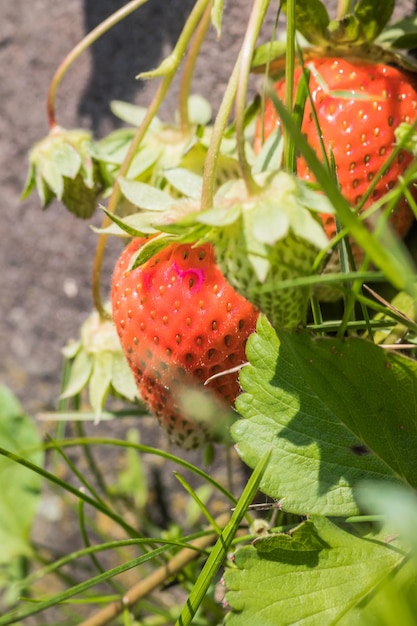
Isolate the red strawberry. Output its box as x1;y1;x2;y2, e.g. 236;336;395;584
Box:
255;58;417;242
111;239;259;449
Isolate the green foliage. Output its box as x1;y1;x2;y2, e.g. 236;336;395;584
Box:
0;387;43;607
225;516;404;625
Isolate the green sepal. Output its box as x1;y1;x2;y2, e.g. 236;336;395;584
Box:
282;0;330;47
163;168;203;199
110;100;162;128
97;208;159;237
60;306;139;417
353;0;394;42
118;178;174;211
251;41;287;71
377;14;417;49
128;233;181;269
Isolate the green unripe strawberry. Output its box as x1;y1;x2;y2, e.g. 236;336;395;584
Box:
22;126;105;219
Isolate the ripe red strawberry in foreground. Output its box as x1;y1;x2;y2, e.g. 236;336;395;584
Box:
111;239;259;449
255;58;417;241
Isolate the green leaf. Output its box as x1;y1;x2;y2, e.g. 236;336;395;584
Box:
127;145;162;179
232;317;417;516
119;178;174;210
196;203;242;227
0;387;43;563
251;200;290;245
130;234;179;269
93;128;136;166
20;162;36;200
282;0;330;46
225;516;404;625
163;167;203;199
252;129;284;174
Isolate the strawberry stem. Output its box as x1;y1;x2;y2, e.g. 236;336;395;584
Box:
235;0;271;194
91;0;212;320
178;1;213;134
46;0;149;129
200;59;241;210
336;0;353;20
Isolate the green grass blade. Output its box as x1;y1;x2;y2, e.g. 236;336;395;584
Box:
175;448;272;626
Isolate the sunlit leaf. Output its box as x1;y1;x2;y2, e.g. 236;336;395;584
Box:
233;316;417;516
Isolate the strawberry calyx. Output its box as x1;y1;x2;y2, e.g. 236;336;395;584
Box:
22;126;106;219
61;304;140;420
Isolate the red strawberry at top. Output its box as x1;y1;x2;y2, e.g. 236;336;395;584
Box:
255;58;417;241
111;239;259;449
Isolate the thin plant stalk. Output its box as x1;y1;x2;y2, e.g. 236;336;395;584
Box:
235;0;271;192
92;0;212;320
47;0;151;128
178;0;214;133
200;59;241;210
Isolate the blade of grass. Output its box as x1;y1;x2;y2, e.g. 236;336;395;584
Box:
0;538;209;626
175;447;272;626
43;437;238;506
174;472;222;533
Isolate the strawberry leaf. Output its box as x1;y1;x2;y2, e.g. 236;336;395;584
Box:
233;316;417;516
224;516;405;625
